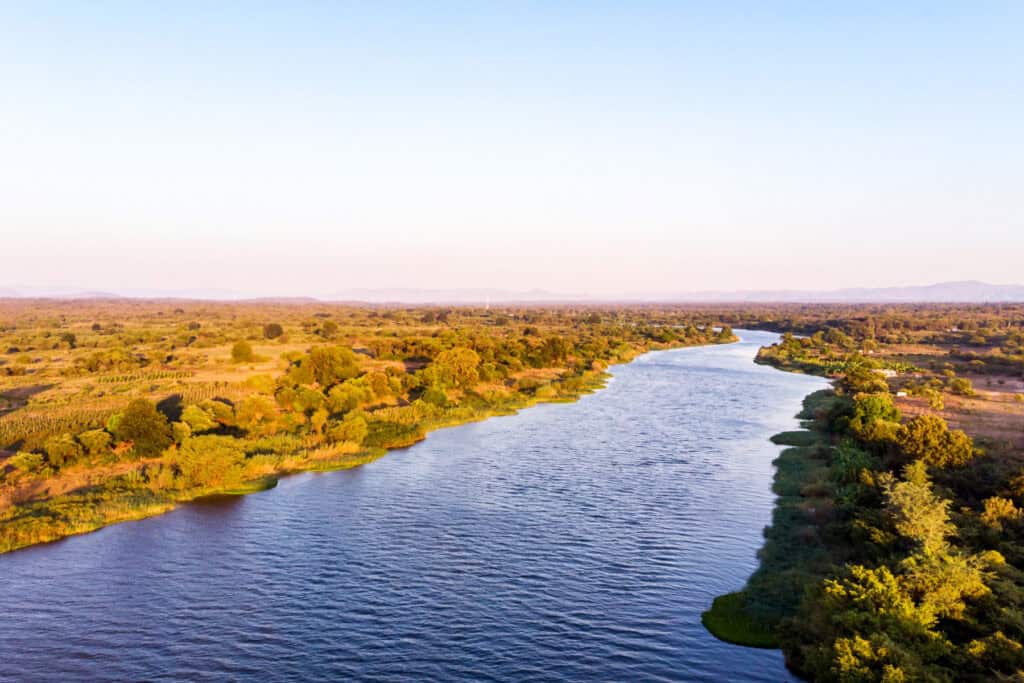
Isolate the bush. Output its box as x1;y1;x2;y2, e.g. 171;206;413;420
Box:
421;386;448;407
172;435;246;489
112;399;173;457
9;451;44;472
949;377;975;397
327;380;373;414
895;415;976;468
320;321;339;339
231;340;255;363
263;323;284;339
180;404;218;433
44;434;84;468
78;429;112;455
303;346;359;387
327;413;368;445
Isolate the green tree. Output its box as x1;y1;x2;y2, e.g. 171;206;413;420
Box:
235;395;279;436
305;346;359;387
804;564;948;682
882;461;954;556
112;398;173;457
320;320;339;339
842;364;890;394
921;387;944;411
848;393;902;444
980;497;1022;531
172;435;246;489
430;347;481;389
263;323;284;339
895;415;975;468
180;404;218;433
326;380;373;414
327;412;368;445
231;339;255;363
420;386;448;407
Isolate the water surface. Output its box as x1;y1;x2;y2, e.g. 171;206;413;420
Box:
0;330;826;681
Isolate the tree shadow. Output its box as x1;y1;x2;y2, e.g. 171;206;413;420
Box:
156;394;183;422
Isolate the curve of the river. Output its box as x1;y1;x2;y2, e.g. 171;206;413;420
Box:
0;330;827;682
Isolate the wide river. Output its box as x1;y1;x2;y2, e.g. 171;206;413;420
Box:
0;330;826;682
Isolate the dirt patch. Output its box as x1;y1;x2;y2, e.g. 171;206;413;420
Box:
896;391;1024;450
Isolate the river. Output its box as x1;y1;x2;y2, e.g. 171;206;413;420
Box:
0;330;827;681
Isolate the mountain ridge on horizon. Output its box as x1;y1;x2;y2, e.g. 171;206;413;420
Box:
1;280;1022;304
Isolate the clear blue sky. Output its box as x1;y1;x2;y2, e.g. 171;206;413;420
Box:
2;2;1021;297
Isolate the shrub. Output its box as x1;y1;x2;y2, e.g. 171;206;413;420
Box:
949;377;975;397
306;346;359;386
320;321;339;339
112;399;173;457
327;412;368;445
980;497;1022;531
231;340;255;363
172;435;246;489
78;429;112;455
421;386;448;407
44;433;84;468
327;380;373;414
895;415;976;468
9;451;44;472
180;404;218;433
235;395;280;436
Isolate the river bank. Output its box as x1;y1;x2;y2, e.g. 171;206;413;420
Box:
0;336;731;555
701;389;837;649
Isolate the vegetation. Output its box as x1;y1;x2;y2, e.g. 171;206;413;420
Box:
0;299;739;553
4;298;1022;680
702;592;779;648
705;306;1024;682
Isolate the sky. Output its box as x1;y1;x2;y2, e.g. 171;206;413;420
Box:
1;2;1021;299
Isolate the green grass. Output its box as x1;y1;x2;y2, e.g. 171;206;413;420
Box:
301;448;388;472
704;391;841;647
702;592;780;648
770;430;825;447
796;389;842;423
215;476;279;496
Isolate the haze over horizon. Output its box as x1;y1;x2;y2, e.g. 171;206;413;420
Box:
3;3;1020;296
4;279;1024;304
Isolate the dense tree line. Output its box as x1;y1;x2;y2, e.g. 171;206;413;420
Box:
722;322;1024;681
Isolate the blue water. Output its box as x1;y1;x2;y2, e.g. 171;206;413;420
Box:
0;330;826;681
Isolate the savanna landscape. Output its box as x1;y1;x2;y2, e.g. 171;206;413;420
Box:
4;298;1024;680
0;299;735;552
4;3;1021;681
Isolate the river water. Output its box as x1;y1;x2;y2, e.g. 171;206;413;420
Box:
0;330;826;682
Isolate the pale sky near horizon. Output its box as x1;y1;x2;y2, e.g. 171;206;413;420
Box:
2;2;1021;298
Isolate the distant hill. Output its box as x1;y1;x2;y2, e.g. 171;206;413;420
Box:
0;287;122;299
1;281;1021;304
327;288;578;304
666;281;1024;303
